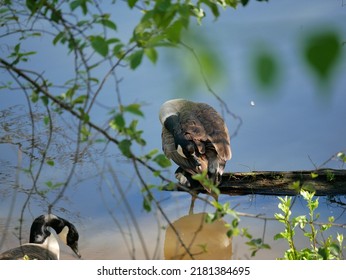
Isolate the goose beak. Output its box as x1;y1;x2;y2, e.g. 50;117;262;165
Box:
71;242;81;258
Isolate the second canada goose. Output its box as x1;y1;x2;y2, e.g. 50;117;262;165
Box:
159;99;231;211
0;214;81;260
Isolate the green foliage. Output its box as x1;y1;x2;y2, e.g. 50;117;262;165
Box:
8;43;36;65
303;30;342;84
241;0;268;6
337;152;346;164
108;103;146;157
118;139;133;158
192;170;221;196
274;190;344;260
90;36;109;57
153;154;172;168
204;200;241;239
128;50;144;70
240;226;271;258
252;46;280;90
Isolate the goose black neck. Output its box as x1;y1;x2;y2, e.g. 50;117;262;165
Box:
163;115;180;135
29;214;67;243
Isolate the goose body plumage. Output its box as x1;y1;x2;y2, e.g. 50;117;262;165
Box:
0;214;81;260
159;99;231;194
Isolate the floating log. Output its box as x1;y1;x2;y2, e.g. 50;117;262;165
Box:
164;169;346;197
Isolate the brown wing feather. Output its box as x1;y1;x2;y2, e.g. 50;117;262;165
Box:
162;127;207;174
179;102;231;161
0;245;57;260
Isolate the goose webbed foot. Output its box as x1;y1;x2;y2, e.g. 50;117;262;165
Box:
175;167;191;187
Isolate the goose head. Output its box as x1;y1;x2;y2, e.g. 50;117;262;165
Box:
0;214;81;260
29;214;81;259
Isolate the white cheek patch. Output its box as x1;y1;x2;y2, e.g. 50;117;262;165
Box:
58;226;69;245
177;145;186;158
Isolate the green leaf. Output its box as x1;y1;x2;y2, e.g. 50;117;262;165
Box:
113;44;125;58
14;43;20;53
45;181;64;190
99;19;117;31
128;50;144;69
292;215;307;229
70;0;89;14
109;114;125;131
241;228;252;239
309;198;319;212
303;31;341;82
144;148;159;160
53;32;65;45
337;233;343;244
274;213;285;222
46;159;55;166
70;0;80;11
0;8;9;15
144;48;158;64
40;96;49;106
43;116;50;126
128;0;138;8
143;196;152;212
80;125;91;141
253;49;279;88
166;20;184;43
79;110;90;123
337;152;346;163
107;38;120;45
201;0;220;18
118;139;132;157
289;181;301;192
122;103;144;117
90;36;109;57
26;0;42;14
31;91;39;103
329;243;341;256
72;95;87;105
51;9;62;23
274;232;287;240
231;218;239;228
153;154;171;168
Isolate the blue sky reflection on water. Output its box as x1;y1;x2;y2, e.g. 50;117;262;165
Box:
0;0;346;259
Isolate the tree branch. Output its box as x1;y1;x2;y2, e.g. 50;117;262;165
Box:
164;169;346;197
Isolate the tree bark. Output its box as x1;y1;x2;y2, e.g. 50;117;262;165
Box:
165;169;346;196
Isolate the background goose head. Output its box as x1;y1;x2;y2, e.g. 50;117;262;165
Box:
159;98;231;201
0;214;81;260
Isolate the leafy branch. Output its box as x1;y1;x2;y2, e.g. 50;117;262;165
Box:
274;190;345;260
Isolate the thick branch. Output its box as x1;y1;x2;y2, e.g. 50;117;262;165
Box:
166;169;346;197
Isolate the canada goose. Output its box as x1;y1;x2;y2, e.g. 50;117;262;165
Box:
0;214;81;260
159;99;231;212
